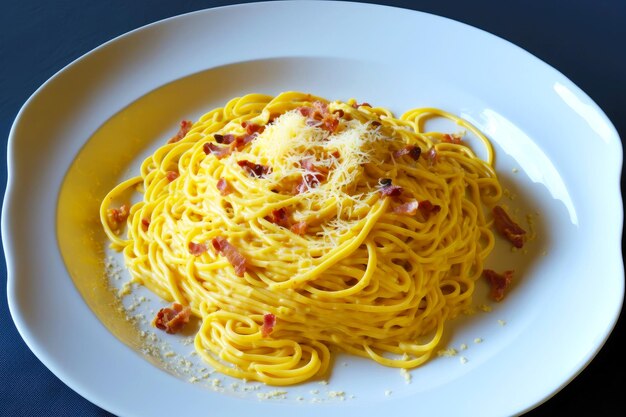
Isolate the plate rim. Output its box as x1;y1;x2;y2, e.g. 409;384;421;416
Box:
3;1;623;416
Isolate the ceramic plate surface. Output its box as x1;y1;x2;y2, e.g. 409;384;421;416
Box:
3;2;623;416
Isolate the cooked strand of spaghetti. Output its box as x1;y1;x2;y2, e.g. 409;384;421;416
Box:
100;92;502;385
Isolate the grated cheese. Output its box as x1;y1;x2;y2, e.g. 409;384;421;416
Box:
437;348;458;357
246;108;390;247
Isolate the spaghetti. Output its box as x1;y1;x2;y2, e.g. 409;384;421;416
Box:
101;92;503;385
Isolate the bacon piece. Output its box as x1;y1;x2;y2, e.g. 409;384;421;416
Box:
297;101;340;133
352;102;371;108
265;207;307;233
152;302;191;334
392;199;440;216
296;158;327;193
168;120;193;143
298;106;312;117
425;147;438;165
492;206;526;248
141;218;150;231
299;158;316;172
106;204;130;229
321;114;339;133
165;170;179;182
322;116;339;132
393;200;419;215
232;133;257;151
315;101;340;133
312;101;328;114
296;172;325;193
378;179;403;197
301;158;329;177
320;112;339;133
268;207;291;228
188;242;208;256
418;200;441;216
393;145;422;161
442;133;462;144
483;269;514;302
213;133;236;144
261;313;276;337
216;178;233;196
209;132;256;155
237;160;271;177
203;142;233;159
242;121;265;135
298;101;329;121
212;236;248;277
380;185;403;197
290;221;308;235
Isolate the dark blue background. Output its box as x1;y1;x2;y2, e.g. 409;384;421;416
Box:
1;1;624;416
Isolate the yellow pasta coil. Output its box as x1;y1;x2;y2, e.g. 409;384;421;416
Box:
100;92;502;386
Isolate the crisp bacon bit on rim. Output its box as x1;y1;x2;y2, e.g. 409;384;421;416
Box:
492;206;526;248
393;145;422;161
418;200;441;216
442;133;462;144
237;160;271;177
352;102;371;108
393;200;419;215
152;302;191;334
290;221;308;235
106;204;130;228
141;218;151;231
188;241;208;256
242;121;265;135
165;170;179;182
216;178;234;196
167;120;193;144
371;120;381;127
378;178;403;197
261;313;276;337
212;236;247;277
483;269;514;302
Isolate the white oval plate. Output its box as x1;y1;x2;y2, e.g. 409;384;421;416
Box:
3;2;623;416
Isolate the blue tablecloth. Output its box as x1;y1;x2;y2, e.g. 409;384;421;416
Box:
1;1;624;415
